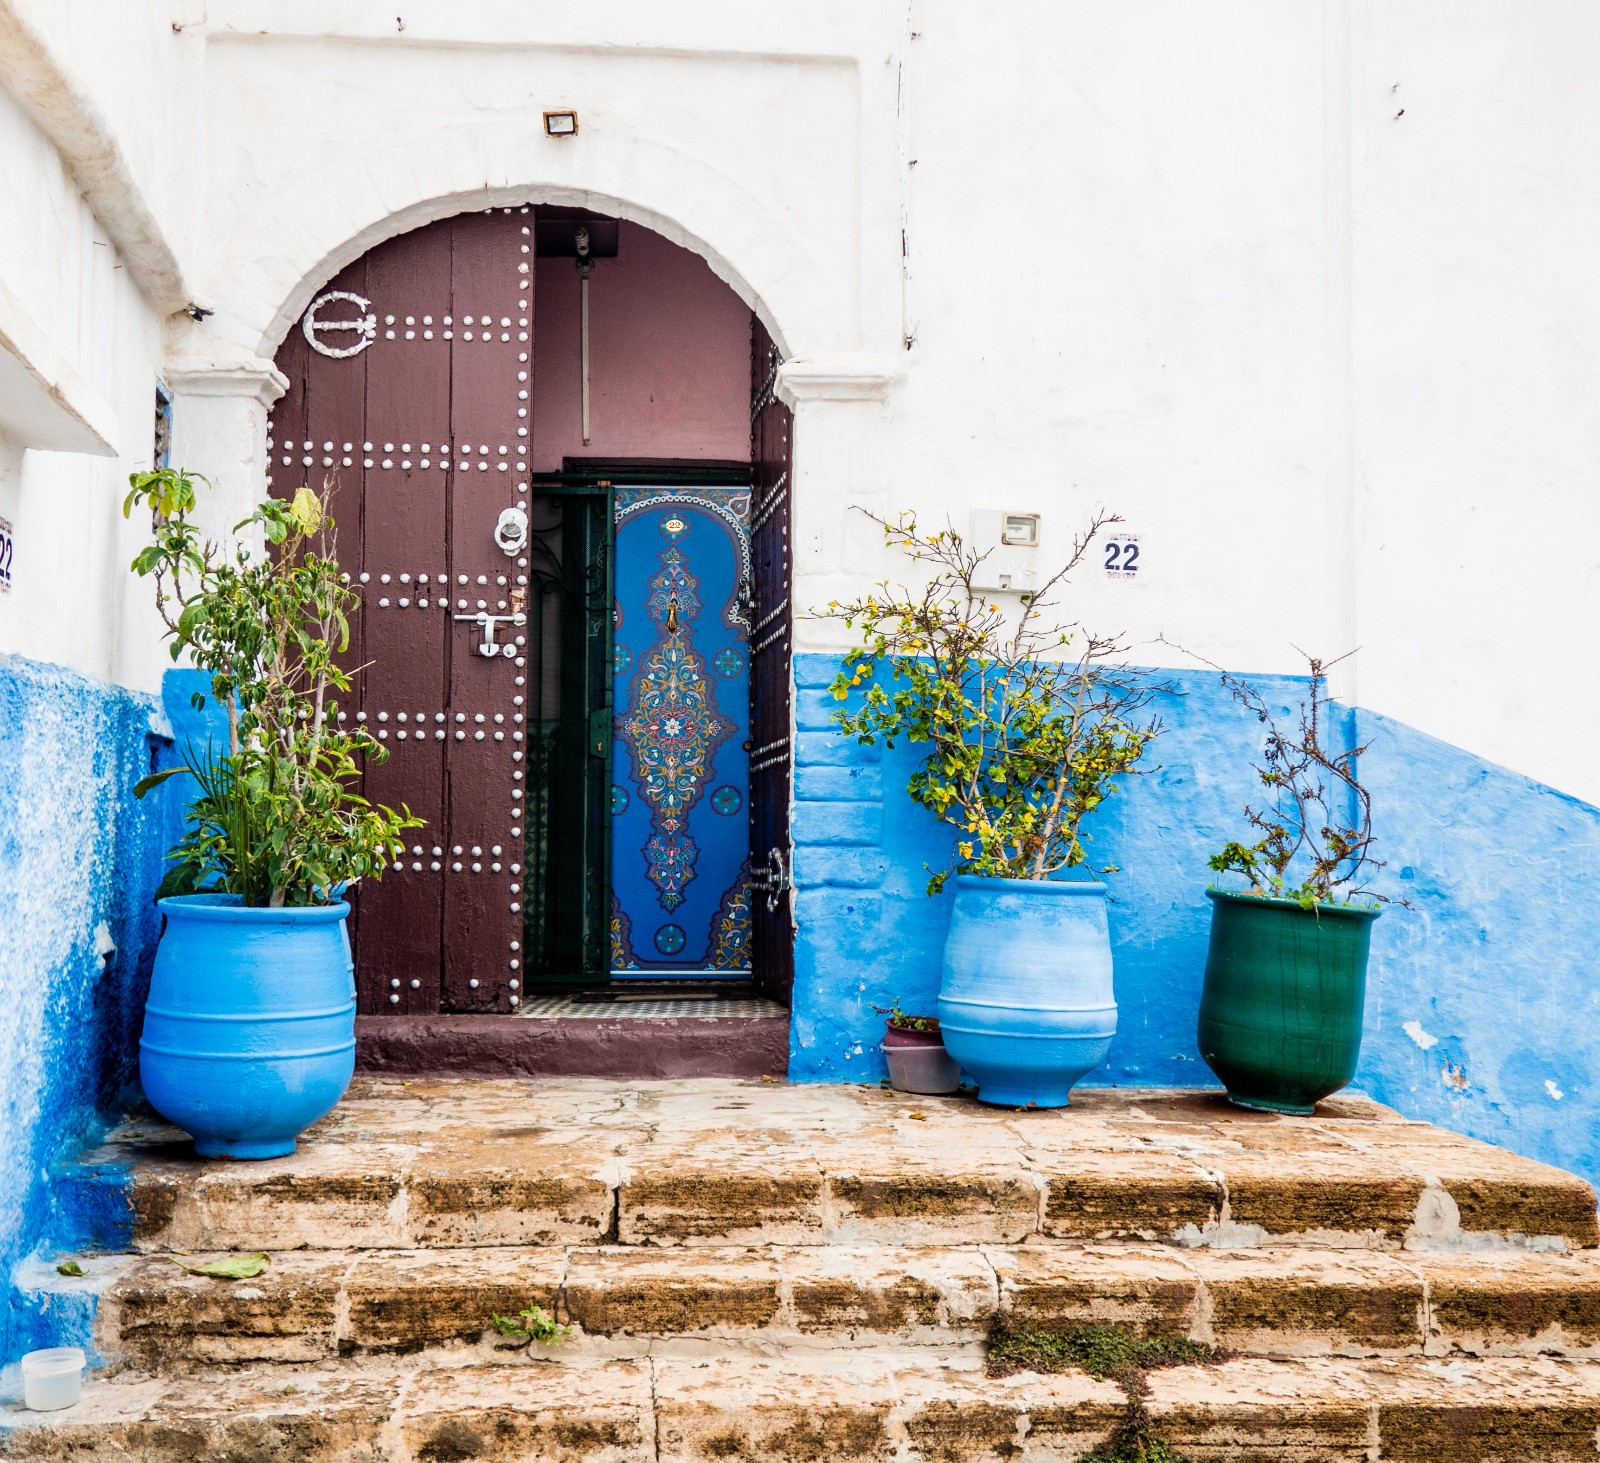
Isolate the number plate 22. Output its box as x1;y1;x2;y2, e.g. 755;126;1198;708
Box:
1104;534;1140;579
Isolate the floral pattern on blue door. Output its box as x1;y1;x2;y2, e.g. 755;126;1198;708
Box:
611;489;751;975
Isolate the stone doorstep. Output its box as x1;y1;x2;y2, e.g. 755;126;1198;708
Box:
352;1010;792;1081
75;1081;1599;1256
88;1243;1600;1368
6;1352;1600;1462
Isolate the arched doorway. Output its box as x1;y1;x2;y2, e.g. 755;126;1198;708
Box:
267;206;793;1023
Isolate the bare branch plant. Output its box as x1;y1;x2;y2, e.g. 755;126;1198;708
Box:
1203;650;1407;909
817;509;1161;892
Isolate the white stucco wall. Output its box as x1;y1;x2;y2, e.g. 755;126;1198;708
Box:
5;0;1600;799
0;75;171;691
1349;2;1600;792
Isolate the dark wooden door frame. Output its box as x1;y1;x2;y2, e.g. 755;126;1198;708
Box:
272;217;797;1070
748;318;796;1004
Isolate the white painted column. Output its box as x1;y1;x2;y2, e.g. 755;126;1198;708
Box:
110;356;285;689
777;358;900;655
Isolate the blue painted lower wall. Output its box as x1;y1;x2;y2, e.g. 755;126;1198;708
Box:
1351;708;1600;1188
2;647;1596;1369
787;653;1600;1194
0;655;177;1360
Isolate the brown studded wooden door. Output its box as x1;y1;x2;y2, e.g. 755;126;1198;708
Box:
269;209;535;1015
748;317;795;1002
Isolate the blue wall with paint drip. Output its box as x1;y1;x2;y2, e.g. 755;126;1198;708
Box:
0;656;178;1359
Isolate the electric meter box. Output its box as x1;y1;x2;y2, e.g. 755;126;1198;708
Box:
968;509;1040;593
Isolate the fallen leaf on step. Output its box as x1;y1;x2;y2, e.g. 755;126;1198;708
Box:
170;1252;271;1280
907;1111;927;1121
56;1260;85;1277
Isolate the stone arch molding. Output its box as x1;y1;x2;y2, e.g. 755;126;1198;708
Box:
183;121;860;379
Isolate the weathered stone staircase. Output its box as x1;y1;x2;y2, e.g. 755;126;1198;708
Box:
5;1078;1600;1461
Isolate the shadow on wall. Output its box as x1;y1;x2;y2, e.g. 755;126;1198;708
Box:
0;655;182;1359
787;654;1600;1192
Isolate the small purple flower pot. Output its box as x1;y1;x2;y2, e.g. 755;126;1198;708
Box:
882;1019;962;1094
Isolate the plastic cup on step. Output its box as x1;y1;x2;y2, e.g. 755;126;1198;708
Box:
21;1348;85;1411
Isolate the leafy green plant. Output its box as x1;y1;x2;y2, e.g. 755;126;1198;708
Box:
818;510;1161;893
125;468;419;907
489;1304;570;1346
988;1323;1225;1463
870;1000;939;1033
1206;652;1403;910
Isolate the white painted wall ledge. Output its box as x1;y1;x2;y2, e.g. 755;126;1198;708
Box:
0;278;117;455
777;357;901;406
164;357;290;410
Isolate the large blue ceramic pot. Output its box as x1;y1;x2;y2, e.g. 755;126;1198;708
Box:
140;894;356;1159
937;875;1117;1108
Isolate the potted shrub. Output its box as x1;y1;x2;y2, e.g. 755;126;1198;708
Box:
1199;654;1404;1113
822;511;1160;1108
126;469;418;1158
875;1002;961;1094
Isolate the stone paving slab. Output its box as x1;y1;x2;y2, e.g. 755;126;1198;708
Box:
88;1241;1600;1368
67;1079;1598;1255
1421;1250;1600;1356
344;1247;567;1353
398;1359;653;1463
1146;1354;1600;1462
1187;1247;1427;1355
994;1243;1203;1340
7;1352;1600;1462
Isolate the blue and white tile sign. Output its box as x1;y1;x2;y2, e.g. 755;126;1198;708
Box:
0;515;13;592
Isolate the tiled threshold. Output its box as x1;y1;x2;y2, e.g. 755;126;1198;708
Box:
521;992;786;1020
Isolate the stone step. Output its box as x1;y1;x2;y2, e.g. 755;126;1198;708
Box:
58;1079;1600;1255
5;1351;1600;1461
70;1242;1600;1368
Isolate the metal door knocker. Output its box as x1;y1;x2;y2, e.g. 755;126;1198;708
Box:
494;505;530;557
302;291;378;359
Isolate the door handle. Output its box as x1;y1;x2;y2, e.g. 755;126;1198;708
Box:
453;611;526;658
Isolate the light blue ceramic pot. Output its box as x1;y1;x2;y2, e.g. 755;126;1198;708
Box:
140;894;356;1159
937;875;1117;1107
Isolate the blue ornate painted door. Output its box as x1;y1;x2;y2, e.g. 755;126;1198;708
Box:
610;489;752;976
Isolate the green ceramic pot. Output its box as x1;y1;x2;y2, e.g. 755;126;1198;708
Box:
1197;888;1380;1115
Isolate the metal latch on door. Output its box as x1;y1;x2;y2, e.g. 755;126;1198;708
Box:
452;506;533;656
750;845;793;912
453;610;526;658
